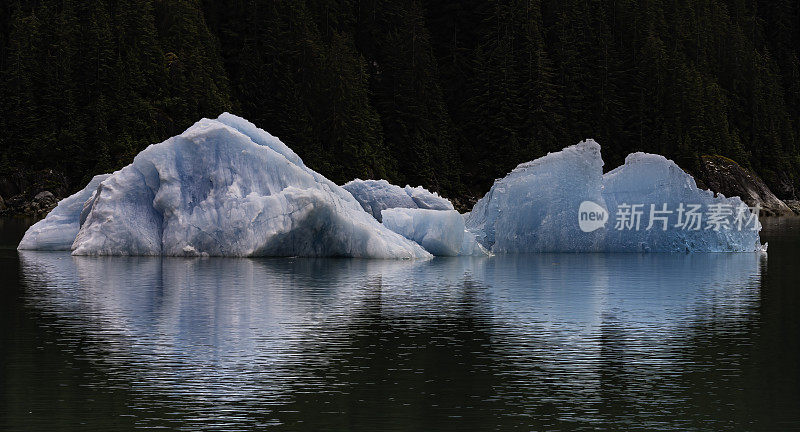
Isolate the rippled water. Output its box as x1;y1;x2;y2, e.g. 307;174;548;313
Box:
1;218;799;431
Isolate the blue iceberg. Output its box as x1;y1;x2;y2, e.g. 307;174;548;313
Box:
343;179;453;222
381;208;488;256
466;141;763;252
18;174;111;250
20;114;430;259
19;114;762;257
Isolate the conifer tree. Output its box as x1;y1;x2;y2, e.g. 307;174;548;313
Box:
2;0;800;203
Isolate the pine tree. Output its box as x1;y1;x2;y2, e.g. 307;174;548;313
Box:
2;0;800;202
355;0;462;195
154;0;233;131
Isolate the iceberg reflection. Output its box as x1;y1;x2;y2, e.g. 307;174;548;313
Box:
17;251;763;430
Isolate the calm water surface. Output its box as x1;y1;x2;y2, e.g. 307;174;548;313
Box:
1;218;799;431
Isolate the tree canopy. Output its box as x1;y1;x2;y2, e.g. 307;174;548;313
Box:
2;0;799;204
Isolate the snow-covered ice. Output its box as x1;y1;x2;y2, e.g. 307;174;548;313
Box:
343;179;453;221
18;174;110;250
381;208;488;256
21;114;430;259
466;140;763;253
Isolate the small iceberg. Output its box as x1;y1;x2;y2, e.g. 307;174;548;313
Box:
381;208;488;256
18;174;111;250
343;179;454;222
344;179;484;256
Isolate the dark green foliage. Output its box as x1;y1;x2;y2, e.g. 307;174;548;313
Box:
1;0;800;204
353;0;461;192
0;0;232;188
208;0;390;184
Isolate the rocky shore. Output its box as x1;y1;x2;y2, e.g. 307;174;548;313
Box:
0;169;68;218
692;155;796;216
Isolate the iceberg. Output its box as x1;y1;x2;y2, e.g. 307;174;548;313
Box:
18;174;111;250
20;114;430;259
345;180;482;256
381;208;488;256
343;179;453;221
601;152;762;252
459;230;489;257
466;140;607;253
466;140;762;253
403;185;455;211
19;112;761;257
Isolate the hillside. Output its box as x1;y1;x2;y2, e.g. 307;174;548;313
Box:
1;0;799;208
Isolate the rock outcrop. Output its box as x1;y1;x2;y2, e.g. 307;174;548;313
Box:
0;169;69;217
693;155;794;216
785;200;800;215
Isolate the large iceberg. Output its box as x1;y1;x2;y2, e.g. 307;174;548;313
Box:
20;114;430;259
466;140;763;253
381;208;488;256
343;179;453;221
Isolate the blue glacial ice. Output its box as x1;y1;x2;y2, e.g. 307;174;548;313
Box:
466;140;607;253
601;152;762;252
345;180;484;256
18;174;111;250
343;179;453;222
20;114;430;258
466;140;763;253
19;113;762;257
403;185;455;211
381;208;488;256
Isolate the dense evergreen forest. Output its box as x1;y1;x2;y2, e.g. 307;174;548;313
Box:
1;0;799;205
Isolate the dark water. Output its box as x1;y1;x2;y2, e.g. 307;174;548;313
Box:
1;218;799;431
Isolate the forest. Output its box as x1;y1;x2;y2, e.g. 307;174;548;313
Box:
1;0;799;207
